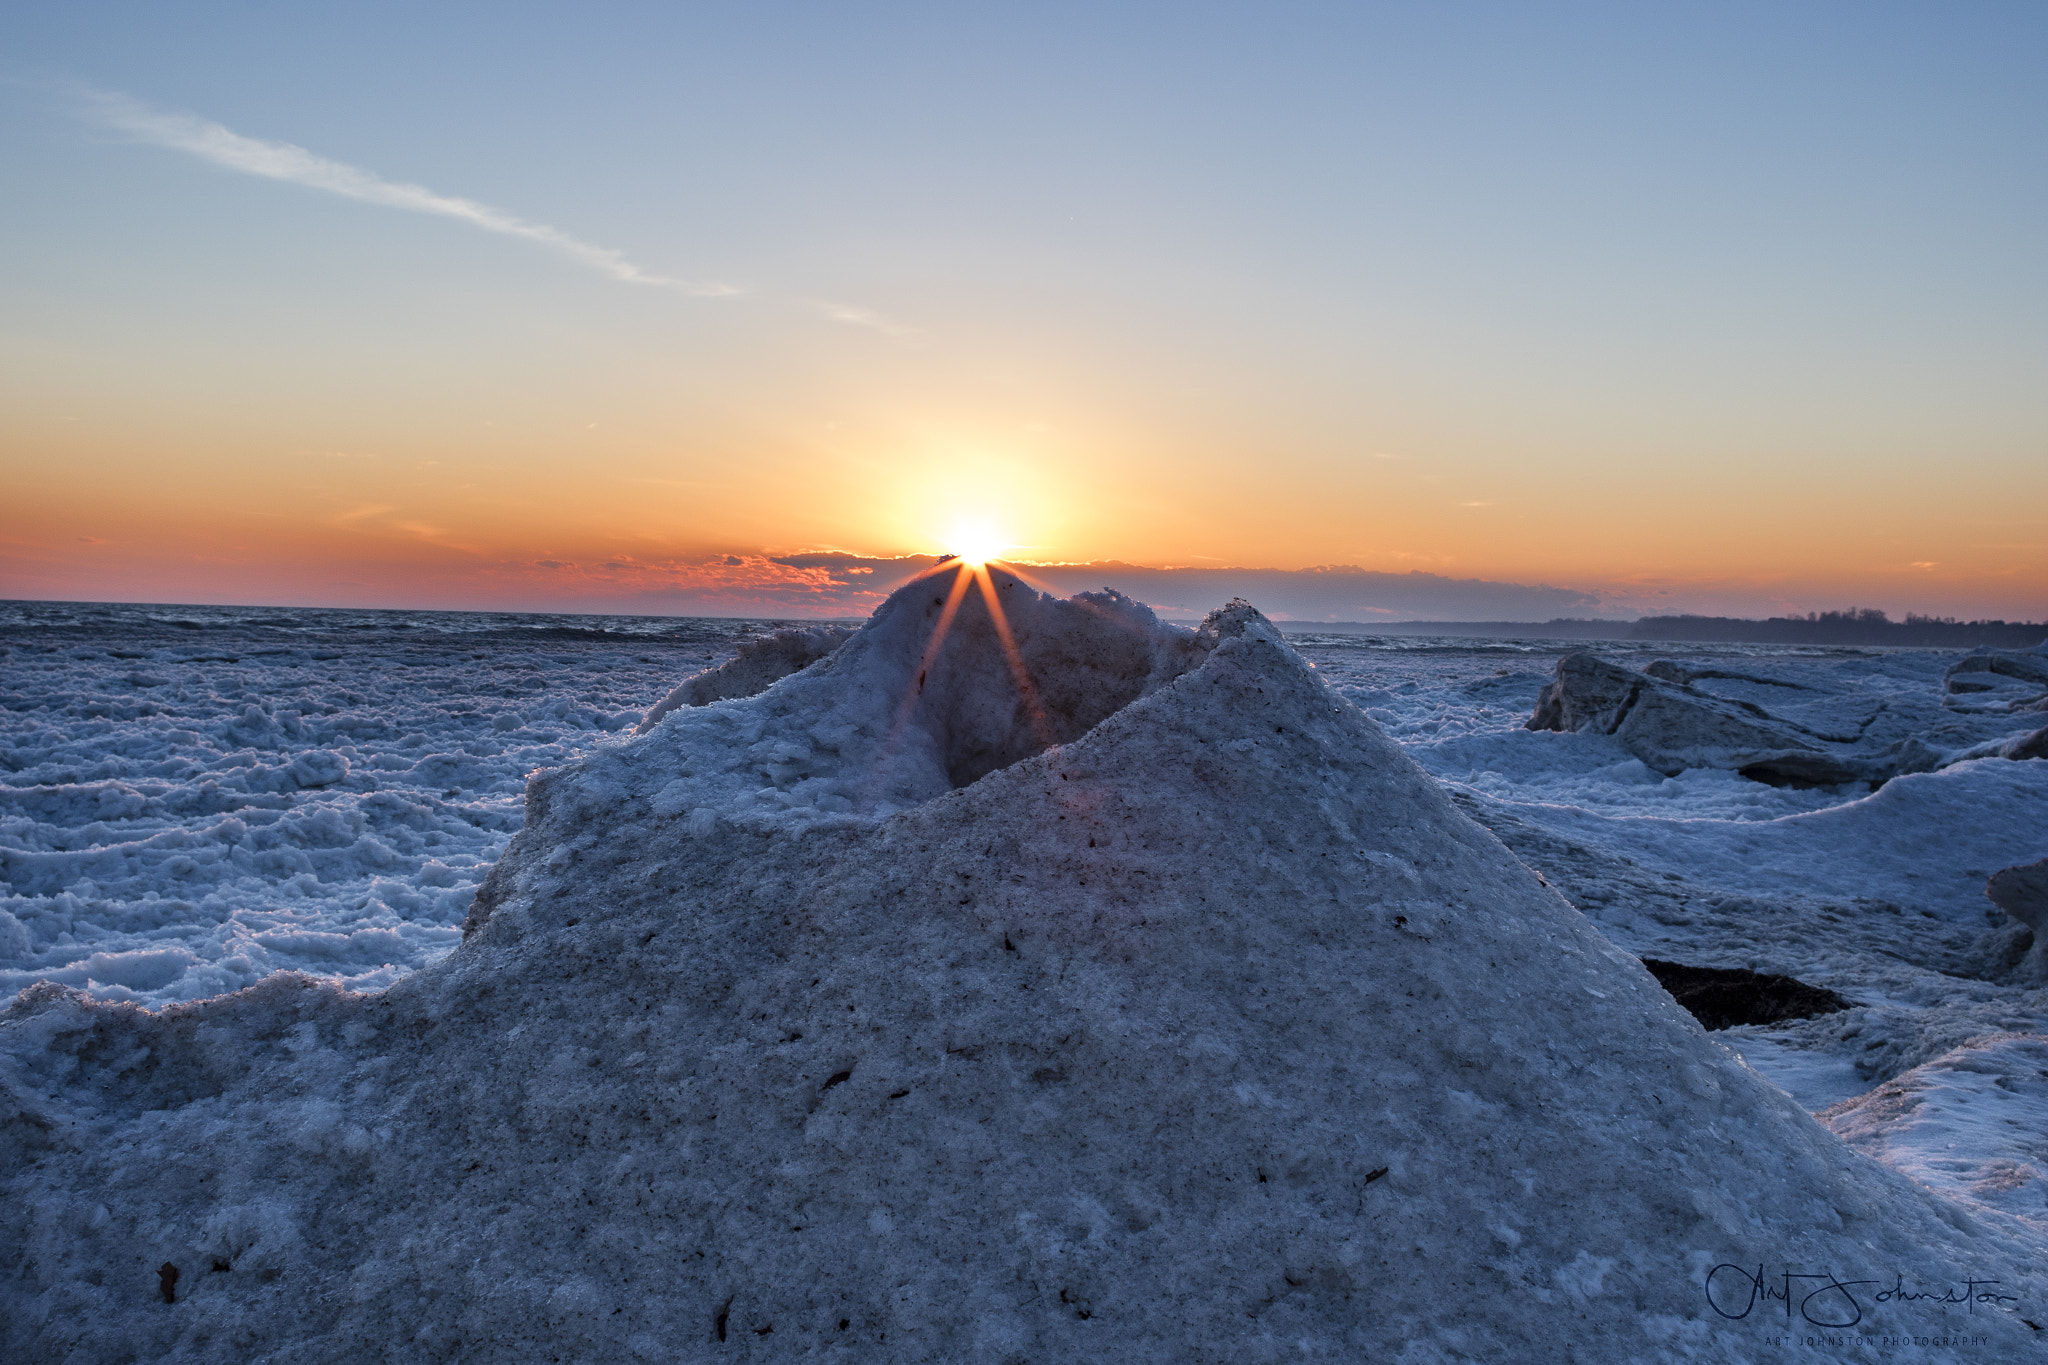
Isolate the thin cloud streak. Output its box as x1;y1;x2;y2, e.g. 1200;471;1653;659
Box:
78;88;739;297
810;298;920;341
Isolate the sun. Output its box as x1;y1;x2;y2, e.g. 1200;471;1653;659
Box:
946;520;1008;567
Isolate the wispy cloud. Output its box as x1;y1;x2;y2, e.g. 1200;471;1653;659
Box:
77;88;739;297
810;298;919;340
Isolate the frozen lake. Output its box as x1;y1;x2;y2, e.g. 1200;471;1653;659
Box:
7;589;2048;1354
0;601;790;1003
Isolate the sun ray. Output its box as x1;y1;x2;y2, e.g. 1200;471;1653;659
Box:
864;560;976;803
911;561;976;698
972;564;1060;751
857;533;1086;806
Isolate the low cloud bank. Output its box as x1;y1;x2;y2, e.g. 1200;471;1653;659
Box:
402;553;1884;623
767;555;1609;622
535;553;1609;622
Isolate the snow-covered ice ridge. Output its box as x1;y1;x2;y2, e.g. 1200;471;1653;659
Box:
0;601;846;1005
7;574;2047;1361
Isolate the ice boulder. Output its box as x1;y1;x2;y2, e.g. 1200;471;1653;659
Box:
1946;644;2048;697
1945;721;2048;767
285;749;349;788
2005;724;2048;762
1988;858;2048;981
5;568;2043;1361
1527;652;1871;784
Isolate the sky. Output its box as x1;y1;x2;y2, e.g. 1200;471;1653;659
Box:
2;2;2044;622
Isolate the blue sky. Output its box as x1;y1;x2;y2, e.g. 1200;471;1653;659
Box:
3;3;2044;619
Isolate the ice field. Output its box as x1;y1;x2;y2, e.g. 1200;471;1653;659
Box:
0;601;754;1003
6;586;2048;1358
4;596;2045;1139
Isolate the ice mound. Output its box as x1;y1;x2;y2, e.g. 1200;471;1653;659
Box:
476;565;1203;932
5;574;2044;1360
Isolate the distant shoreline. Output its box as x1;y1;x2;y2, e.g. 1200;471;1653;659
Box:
1266;613;2048;649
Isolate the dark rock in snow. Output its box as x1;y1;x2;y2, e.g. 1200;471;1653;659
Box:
1638;959;1851;1030
1527;652;1865;782
1987;858;2048;981
1945;645;2048;695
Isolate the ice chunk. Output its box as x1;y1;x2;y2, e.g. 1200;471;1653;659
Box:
1528;651;1867;783
1988;858;2048;981
287;749;350;788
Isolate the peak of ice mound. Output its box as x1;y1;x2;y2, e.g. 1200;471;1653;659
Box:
600;566;1201;818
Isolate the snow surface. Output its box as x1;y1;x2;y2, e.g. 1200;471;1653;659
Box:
1824;1034;2048;1234
4;593;2047;1359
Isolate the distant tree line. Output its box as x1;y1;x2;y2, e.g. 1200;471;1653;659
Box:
1621;609;2048;648
1285;610;2046;646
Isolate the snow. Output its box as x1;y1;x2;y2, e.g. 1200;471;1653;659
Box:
1824;1034;2048;1234
1482;758;2048;923
5;593;2048;1358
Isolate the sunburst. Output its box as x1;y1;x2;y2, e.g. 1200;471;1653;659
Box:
868;546;1057;796
945;520;1007;567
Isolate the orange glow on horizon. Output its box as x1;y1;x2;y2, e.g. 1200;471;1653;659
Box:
3;426;2042;621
